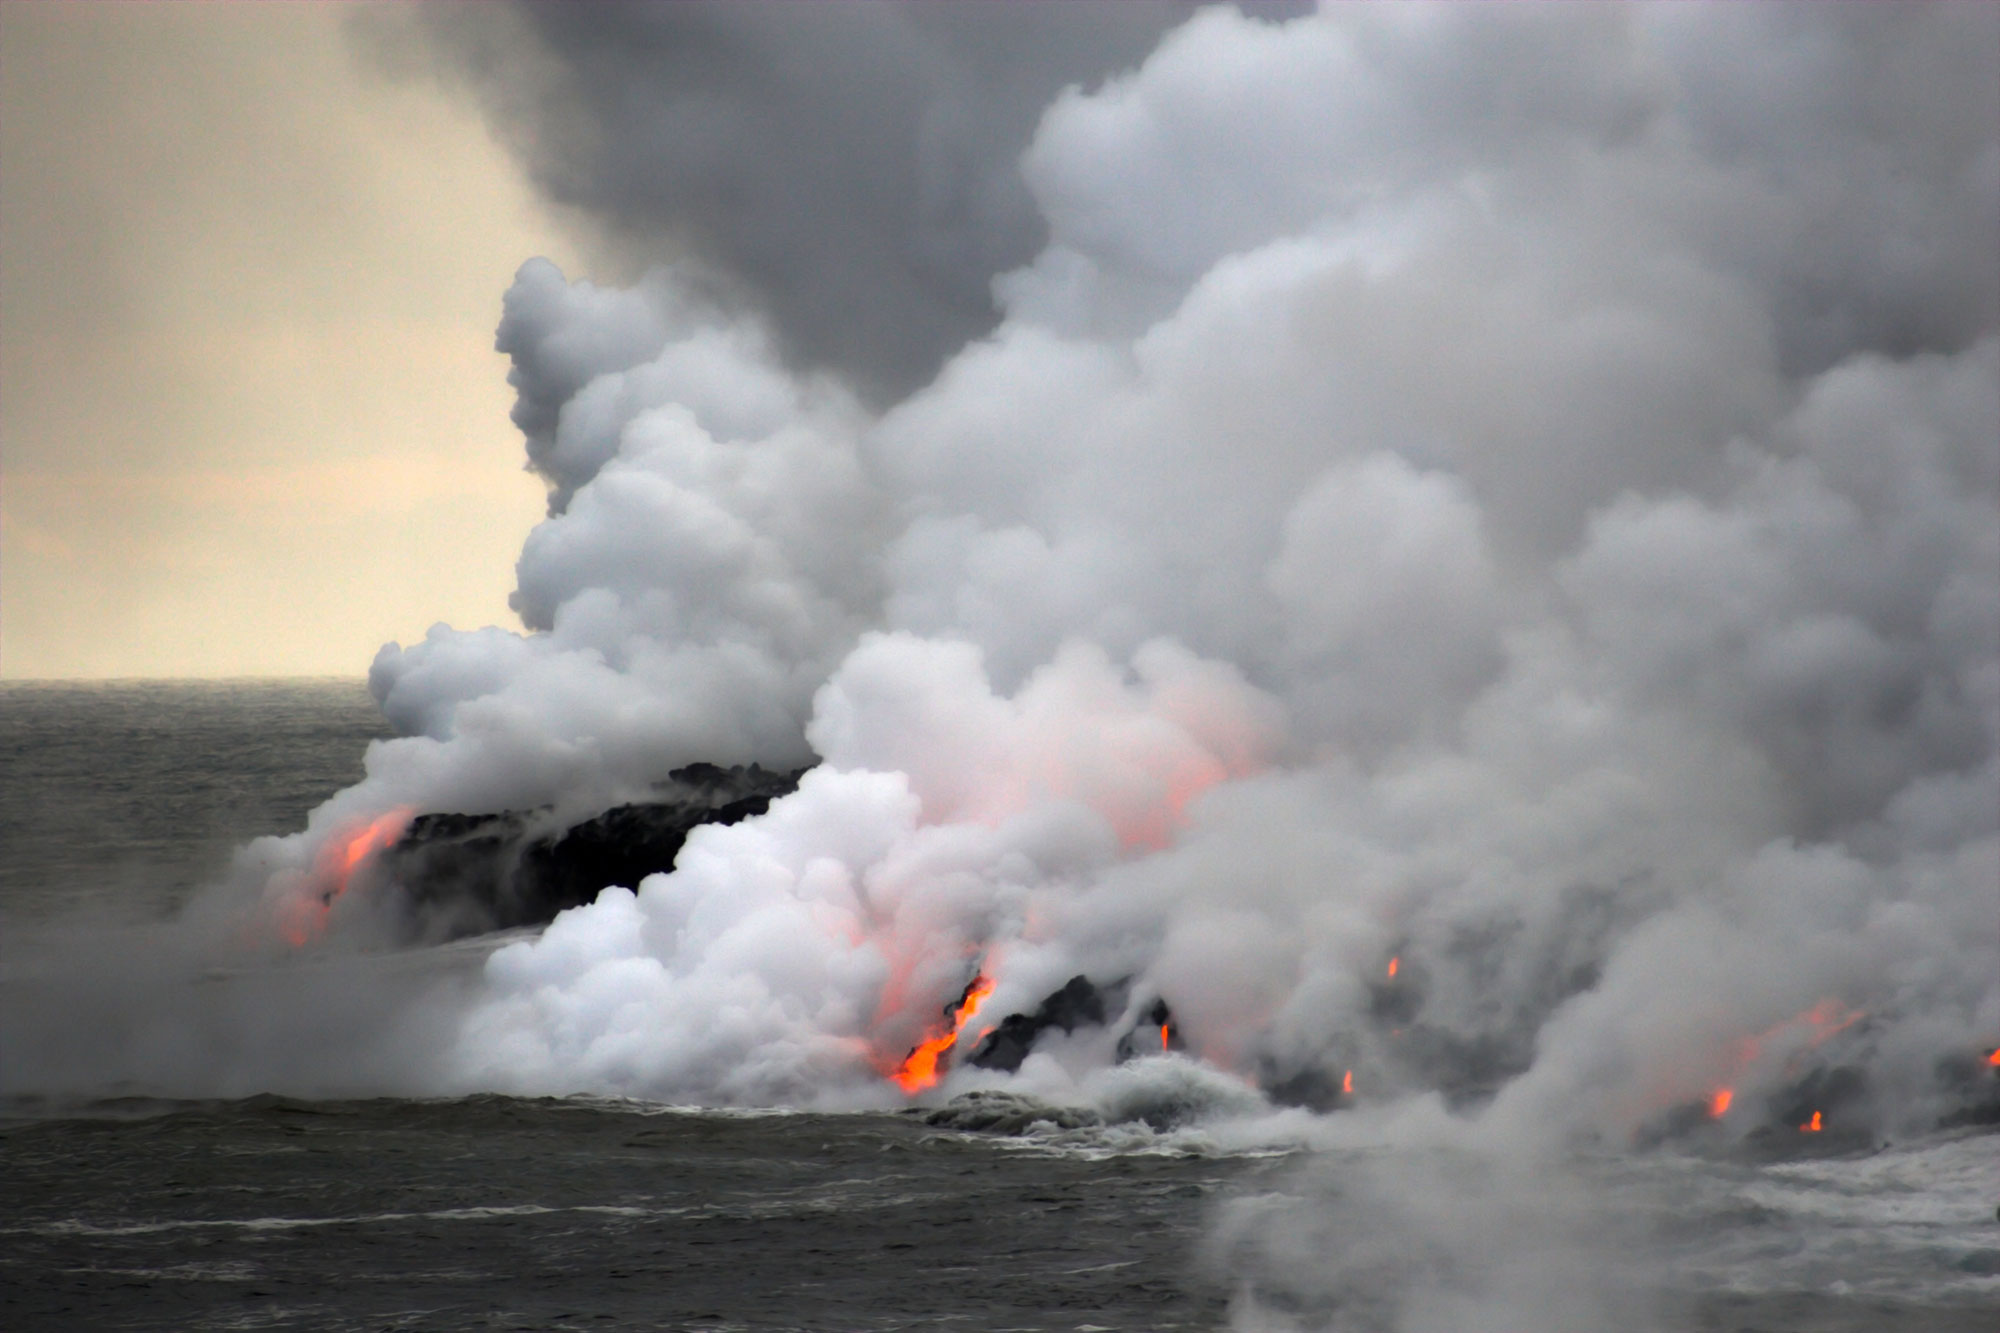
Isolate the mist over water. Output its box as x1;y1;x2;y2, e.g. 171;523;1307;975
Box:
5;4;1998;1329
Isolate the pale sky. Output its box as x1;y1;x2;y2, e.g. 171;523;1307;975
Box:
1;2;581;678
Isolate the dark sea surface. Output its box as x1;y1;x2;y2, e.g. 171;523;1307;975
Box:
2;1095;1257;1332
2;682;1996;1332
0;679;393;921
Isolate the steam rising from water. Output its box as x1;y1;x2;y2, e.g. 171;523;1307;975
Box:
11;6;1998;1169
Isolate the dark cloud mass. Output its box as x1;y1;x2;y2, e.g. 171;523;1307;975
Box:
397;2;1995;404
400;1;1298;400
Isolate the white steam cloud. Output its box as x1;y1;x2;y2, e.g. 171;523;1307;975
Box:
13;6;1997;1167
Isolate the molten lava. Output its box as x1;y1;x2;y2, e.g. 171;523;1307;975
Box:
1987;1047;2000;1069
891;973;995;1094
1386;956;1400;979
1696;999;1862;1125
1160;1023;1171;1053
282;807;414;945
1341;1069;1354;1096
1800;1110;1822;1132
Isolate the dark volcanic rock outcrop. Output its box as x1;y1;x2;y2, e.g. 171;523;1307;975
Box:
960;977;1197;1073
921;1090;1102;1134
1113;996;1184;1063
968;975;1124;1072
381;763;805;938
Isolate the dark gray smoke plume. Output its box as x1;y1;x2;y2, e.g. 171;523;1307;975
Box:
381;2;1310;403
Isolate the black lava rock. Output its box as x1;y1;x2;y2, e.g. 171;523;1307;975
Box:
967;975;1116;1072
1113;996;1185;1063
381;764;805;938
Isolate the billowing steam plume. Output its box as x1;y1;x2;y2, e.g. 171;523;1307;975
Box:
18;5;1999;1152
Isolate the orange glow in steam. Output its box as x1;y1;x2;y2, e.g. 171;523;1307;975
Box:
1987;1048;2000;1068
1160;1023;1171;1053
1695;1000;1863;1125
327;808;411;899
1731;1000;1862;1071
1386;956;1399;980
1799;1110;1822;1133
282;807;414;946
1105;752;1235;852
1342;1069;1354;1096
891;974;995;1094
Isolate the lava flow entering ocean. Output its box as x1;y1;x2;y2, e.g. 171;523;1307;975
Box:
891;973;996;1094
1702;998;1863;1125
280;807;413;946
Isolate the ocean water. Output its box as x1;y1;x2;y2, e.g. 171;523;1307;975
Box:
0;680;392;922
2;682;1995;1332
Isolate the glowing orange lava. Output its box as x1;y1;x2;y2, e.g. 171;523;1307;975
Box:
1386;956;1399;979
328;808;411;897
1987;1047;2000;1069
1799;1110;1822;1132
1695;999;1863;1124
891;974;995;1094
1160;1023;1171;1053
282;807;413;945
1342;1069;1354;1096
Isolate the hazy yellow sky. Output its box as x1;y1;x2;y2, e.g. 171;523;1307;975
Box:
1;2;582;678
